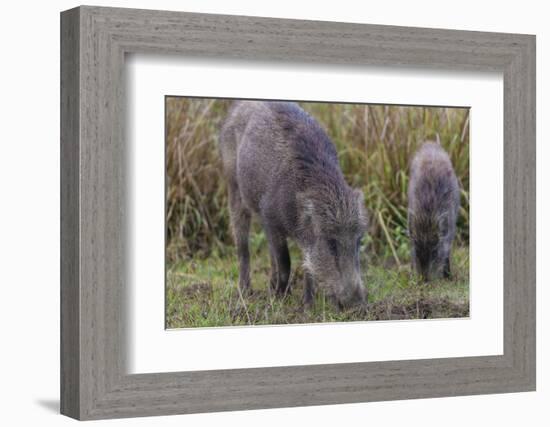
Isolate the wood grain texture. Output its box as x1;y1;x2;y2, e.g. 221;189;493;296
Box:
60;7;80;419
60;5;536;420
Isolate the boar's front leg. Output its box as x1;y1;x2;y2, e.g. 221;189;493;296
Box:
264;225;291;296
303;272;315;308
228;189;252;294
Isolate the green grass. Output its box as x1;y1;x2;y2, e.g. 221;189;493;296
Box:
166;235;469;328
165;99;470;328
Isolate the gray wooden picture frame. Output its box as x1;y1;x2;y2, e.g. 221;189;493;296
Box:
60;5;536;421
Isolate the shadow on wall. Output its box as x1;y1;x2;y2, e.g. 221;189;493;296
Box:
35;399;59;414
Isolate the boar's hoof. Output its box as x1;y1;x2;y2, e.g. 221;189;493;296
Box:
276;287;291;298
303;296;314;311
238;281;252;297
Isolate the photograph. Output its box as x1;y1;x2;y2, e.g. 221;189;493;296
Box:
165;97;470;328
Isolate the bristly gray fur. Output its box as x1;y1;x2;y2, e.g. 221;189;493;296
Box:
219;101;367;309
408;142;460;281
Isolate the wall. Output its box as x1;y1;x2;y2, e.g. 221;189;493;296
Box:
0;0;546;425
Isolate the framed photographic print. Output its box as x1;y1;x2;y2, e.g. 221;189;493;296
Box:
61;5;536;420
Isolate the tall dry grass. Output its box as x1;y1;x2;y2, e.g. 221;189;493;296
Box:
166;98;469;264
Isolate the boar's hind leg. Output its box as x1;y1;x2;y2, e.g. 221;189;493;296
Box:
265;227;291;296
229;190;251;293
443;256;451;279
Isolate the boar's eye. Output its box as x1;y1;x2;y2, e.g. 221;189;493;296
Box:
327;238;338;257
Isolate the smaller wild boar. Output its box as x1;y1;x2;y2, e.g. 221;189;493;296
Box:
408;142;460;281
219;101;368;310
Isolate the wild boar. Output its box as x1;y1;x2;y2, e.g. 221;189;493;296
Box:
219;101;367;309
408;142;460;281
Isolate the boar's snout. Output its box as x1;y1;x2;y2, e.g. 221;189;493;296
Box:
334;278;367;311
413;242;445;282
416;257;431;283
306;239;367;311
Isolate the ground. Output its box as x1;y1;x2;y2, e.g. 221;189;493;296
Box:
166;237;469;329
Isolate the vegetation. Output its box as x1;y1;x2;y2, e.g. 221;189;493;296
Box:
166;244;469;329
165;98;470;328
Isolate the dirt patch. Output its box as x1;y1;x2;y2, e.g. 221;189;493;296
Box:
368;297;469;321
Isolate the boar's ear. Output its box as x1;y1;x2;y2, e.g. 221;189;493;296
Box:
353;188;368;226
407;210;415;234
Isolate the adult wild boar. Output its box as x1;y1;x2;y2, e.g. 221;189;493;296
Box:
408;142;460;281
219;101;367;309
